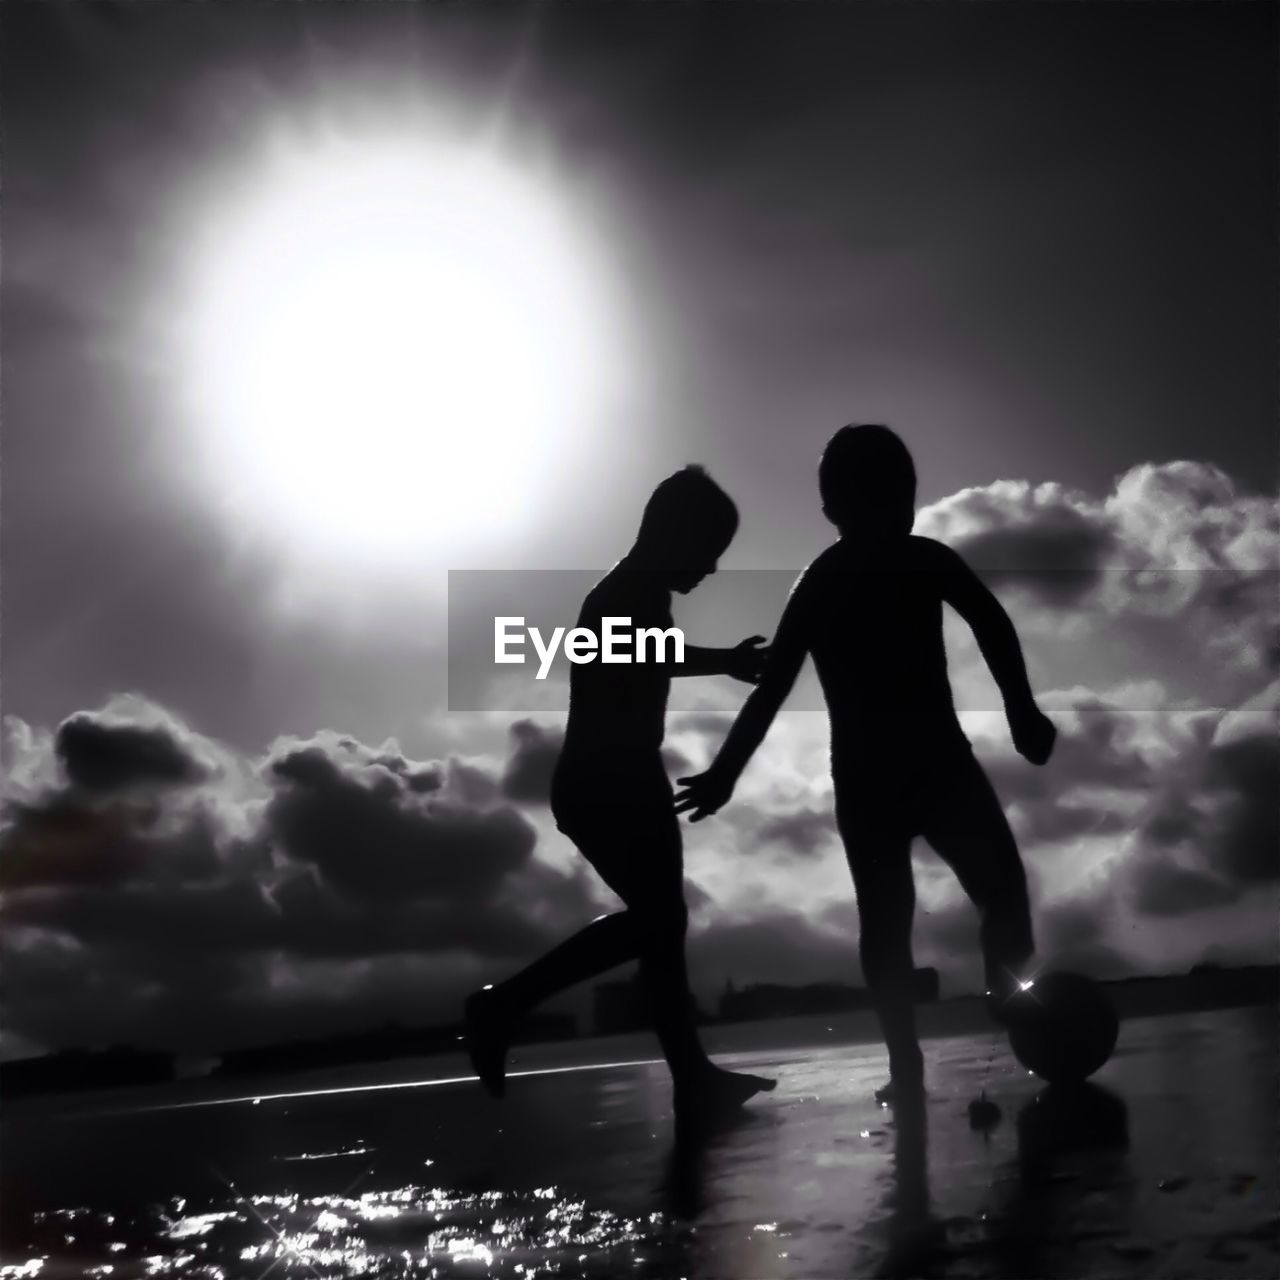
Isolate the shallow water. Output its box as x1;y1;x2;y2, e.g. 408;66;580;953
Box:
2;1006;1275;1278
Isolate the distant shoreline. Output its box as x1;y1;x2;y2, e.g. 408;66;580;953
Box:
3;966;1274;1108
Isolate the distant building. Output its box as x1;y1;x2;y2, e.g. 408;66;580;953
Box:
593;972;650;1036
719;981;867;1022
512;1011;577;1044
718;968;939;1023
0;1046;175;1097
591;972;705;1035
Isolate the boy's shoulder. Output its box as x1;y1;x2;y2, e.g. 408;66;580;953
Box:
786;538;966;622
802;534;956;577
907;534;962;568
585;564;670;621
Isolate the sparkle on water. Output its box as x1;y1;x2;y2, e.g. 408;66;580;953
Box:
11;1181;687;1279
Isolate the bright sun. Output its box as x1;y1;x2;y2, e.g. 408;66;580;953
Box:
184;137;617;561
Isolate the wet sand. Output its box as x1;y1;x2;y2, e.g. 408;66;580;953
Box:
2;1005;1276;1278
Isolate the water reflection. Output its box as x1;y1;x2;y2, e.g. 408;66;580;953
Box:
661;1106;762;1220
848;1083;1134;1279
876;1097;944;1279
10;1180;689;1278
7;1093;1140;1279
3;1011;1273;1280
987;1083;1133;1277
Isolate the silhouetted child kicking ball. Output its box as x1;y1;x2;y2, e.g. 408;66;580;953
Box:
675;426;1056;1104
465;465;776;1126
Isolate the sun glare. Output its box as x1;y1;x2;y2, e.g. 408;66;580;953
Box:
184;137;618;561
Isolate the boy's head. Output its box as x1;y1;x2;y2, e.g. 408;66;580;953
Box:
634;465;738;593
818;424;916;537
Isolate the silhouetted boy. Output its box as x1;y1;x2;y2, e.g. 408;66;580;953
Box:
465;465;776;1122
675;426;1056;1102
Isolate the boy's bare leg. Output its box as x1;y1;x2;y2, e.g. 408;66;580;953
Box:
466;911;640;1096
838;803;925;1102
920;748;1036;1025
633;916;776;1121
488;911;641;1011
468;816;774;1111
620;848;776;1120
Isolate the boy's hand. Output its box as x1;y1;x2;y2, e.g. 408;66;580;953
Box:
724;635;769;685
674;768;736;822
1009;702;1056;766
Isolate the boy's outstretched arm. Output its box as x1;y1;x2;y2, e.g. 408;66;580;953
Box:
937;542;1056;765
676;638;769;683
674;592;809;821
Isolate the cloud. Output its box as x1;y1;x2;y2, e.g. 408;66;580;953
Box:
500;719;563;804
264;732;537;904
3;462;1275;1055
0;701;602;1055
1;696;260;892
754;805;837;857
1125;680;1279;917
0;797;162;890
55;702;219;792
687;669;1276;991
922;481;1117;603
917;461;1279;683
1128;862;1239;918
688;908;859;990
920;460;1276;583
670;711;737;738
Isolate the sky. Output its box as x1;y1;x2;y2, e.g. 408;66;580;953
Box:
1;0;1276;1059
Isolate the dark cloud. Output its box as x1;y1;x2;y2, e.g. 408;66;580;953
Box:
264;733;535;904
3;673;1276;1055
1012;799;1129;847
755;805;837;857
1126;708;1280;918
1129;861;1239;919
55;703;218;792
981;691;1156;831
1037;895;1108;956
917;464;1279;682
911;873;1125;982
670;711;735;738
913;894;981;964
499;719;693;807
1;709;250;893
689;908;859;990
0;705;604;1055
683;876;714;918
0;796;156;889
266;859;597;962
1203;733;1280;885
983;701;1157;808
501;719;563;805
1140;795;1198;849
0;925;251;1054
2;861;587;967
685;675;1274;992
4;878;280;955
0;922;499;1055
957;508;1116;604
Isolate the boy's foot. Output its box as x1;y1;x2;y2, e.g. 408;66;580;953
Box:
464;986;511;1099
874;1074;926;1106
674;1065;776;1129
